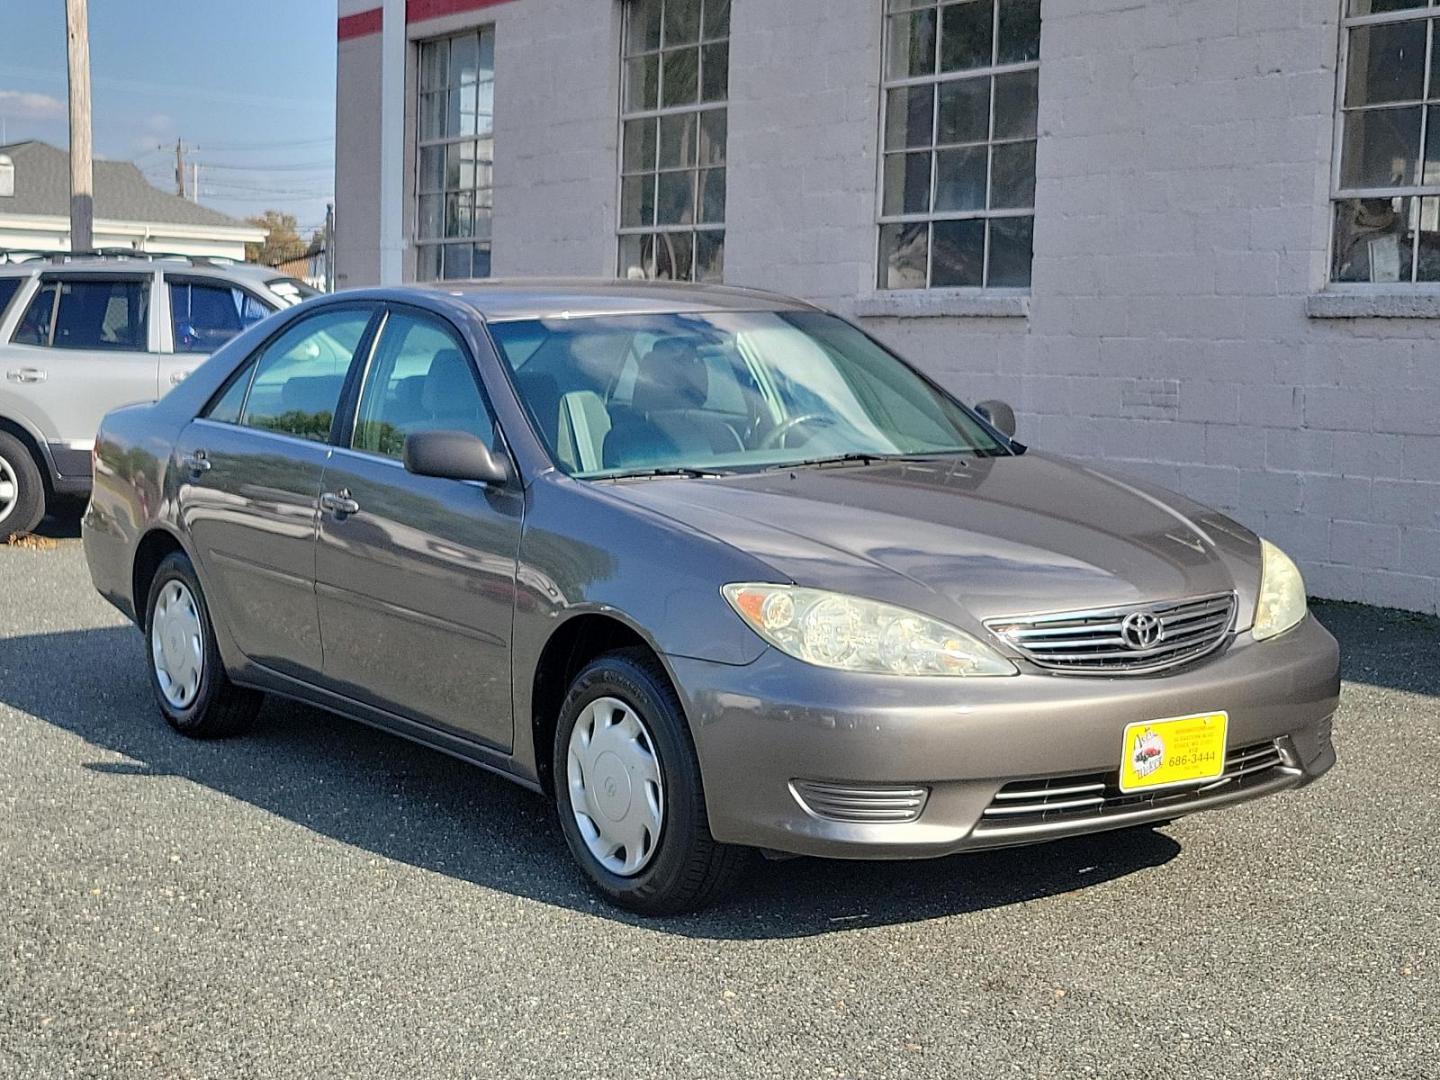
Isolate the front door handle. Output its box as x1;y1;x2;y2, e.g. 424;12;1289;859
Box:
320;489;360;516
6;368;47;383
180;451;211;475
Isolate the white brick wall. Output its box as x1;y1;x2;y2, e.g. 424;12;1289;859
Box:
335;0;1440;614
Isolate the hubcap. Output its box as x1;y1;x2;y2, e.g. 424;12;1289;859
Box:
566;696;664;877
151;580;204;709
0;454;17;526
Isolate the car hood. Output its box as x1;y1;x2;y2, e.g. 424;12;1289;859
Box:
602;452;1263;631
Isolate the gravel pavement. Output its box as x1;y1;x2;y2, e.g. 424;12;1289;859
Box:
2;512;1436;1079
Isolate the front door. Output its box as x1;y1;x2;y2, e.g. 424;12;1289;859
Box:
160;274;275;392
314;307;522;750
176;304;378;678
4;273;159;476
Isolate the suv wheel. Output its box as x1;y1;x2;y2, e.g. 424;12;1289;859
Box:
145;552;261;738
0;431;45;541
553;648;748;914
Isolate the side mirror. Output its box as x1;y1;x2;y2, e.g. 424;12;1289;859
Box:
403;430;510;486
974;399;1018;439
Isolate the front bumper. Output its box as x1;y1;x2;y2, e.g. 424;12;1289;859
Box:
670;614;1339;859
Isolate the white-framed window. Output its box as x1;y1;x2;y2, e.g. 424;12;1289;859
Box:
1332;1;1440;285
415;28;495;282
618;0;729;283
877;0;1040;291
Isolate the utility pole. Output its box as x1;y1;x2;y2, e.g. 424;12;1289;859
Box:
65;0;94;252
191;160;199;202
175;138;186;199
323;202;335;292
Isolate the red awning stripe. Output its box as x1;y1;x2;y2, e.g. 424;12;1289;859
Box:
338;0;512;39
337;7;383;40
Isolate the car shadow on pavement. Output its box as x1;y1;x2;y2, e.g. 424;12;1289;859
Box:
1;625;1181;939
1310;600;1439;699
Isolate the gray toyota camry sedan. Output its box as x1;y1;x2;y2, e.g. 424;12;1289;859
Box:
83;280;1339;913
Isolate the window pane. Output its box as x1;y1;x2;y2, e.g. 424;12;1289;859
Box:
931;219;985;287
879;222;929;289
1345;22;1426;107
417;244;442;282
662;47;700;107
1349;0;1427;13
886;85;935;151
628;0;662;53
1417;196;1440;281
52;279;149;351
445;191;473;237
478;29;495;79
619;233;656;279
883;151;933;215
242;309;370;441
653;231;694;280
626;54;659;111
451;33;480;87
700;109;727;164
988;216;1034;287
1332;197;1414;282
937;76;990;145
703;0;731;40
353;314;493;459
998;0;1041;64
665;0;702;46
0;279;22;321
171;283;269;354
701;42;729;102
659;112;698;168
622;174;657;228
420;92;446;142
887;9;938;79
420;41;449;92
623;118;658;173
473;246;492;279
419;194;442;239
934;146;988;211
1340;106;1422;188
12;282;57;346
443;244;473;280
657;170;697;225
994;70;1039;139
696;230;724;282
941;0;994;73
699;167;726;223
419;146;444;193
990;139;1036;208
206;364;252;424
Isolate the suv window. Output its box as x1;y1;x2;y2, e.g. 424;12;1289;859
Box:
11;277;150;351
352;312;495;459
170;280;273;353
0;277;23;320
216;307;373;442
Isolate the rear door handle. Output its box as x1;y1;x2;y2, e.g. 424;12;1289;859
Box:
180;451;211;475
6;368;47;383
320;490;360;516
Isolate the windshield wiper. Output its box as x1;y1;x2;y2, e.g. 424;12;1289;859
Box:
765;451;967;472
603;466;729;481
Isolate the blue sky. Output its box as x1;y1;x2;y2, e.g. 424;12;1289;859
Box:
0;0;337;235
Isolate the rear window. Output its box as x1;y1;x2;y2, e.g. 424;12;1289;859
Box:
11;277;149;351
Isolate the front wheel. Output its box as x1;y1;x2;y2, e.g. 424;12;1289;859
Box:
553;649;748;914
144;551;261;738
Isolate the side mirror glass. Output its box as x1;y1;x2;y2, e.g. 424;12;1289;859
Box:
975;399;1018;439
403;430;510;485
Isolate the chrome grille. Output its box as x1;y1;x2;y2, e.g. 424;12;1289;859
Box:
790;780;929;824
985;592;1237;675
976;740;1288;831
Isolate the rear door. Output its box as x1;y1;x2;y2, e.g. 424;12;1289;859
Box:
4;272;159;476
313;306;522;749
160;274;276;392
175;303;379;679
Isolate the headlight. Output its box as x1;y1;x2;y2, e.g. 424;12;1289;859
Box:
722;583;1016;677
1253;539;1307;641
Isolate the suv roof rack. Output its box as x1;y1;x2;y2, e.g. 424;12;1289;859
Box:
0;247;244;268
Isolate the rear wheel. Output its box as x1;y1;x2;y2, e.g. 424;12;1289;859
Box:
553;649;748;914
0;431;45;541
144;551;261;738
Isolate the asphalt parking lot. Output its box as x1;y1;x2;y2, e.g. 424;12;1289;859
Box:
2;511;1436;1079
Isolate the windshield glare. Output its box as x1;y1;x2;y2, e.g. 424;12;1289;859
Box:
487;310;1007;478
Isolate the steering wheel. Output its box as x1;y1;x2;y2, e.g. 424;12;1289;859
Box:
759;413;835;450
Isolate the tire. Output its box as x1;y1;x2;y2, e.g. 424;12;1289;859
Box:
553;648;748;914
144;551;261;738
0;430;46;541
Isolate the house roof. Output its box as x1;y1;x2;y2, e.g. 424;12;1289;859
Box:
0;140;251;231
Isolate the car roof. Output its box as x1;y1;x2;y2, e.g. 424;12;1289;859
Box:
0;253;292;287
410;277;820;322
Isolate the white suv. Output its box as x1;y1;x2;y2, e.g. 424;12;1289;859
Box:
0;252;316;538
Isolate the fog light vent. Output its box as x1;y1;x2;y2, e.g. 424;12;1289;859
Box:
790;780;929;824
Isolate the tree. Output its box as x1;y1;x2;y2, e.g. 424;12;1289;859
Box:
245;209;307;265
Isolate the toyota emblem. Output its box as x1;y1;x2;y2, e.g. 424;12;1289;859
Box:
1121;611;1164;650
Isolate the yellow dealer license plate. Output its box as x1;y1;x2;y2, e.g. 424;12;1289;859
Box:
1119;711;1228;793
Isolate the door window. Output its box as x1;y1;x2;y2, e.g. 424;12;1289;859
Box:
352;312;495;459
0;277;23;320
20;278;150;351
169;280;274;353
233;308;374;442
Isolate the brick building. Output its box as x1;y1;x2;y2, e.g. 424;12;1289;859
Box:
334;0;1440;615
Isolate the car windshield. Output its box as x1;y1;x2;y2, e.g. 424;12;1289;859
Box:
487;310;1007;478
266;277;321;306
